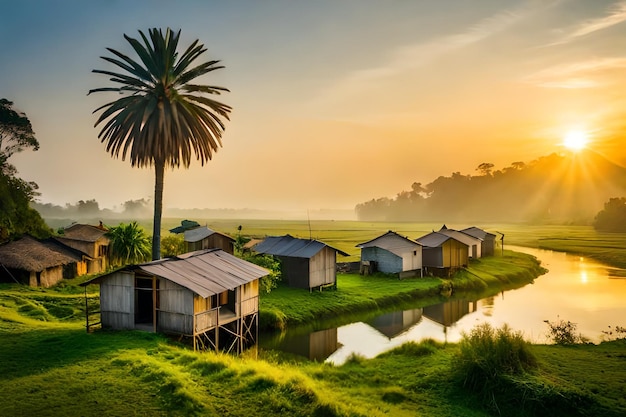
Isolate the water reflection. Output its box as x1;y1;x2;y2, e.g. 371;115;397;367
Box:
260;246;626;364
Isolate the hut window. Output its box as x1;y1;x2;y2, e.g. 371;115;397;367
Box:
210;294;218;309
219;291;228;306
413;250;417;256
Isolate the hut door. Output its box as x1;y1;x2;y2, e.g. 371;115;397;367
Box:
135;277;159;327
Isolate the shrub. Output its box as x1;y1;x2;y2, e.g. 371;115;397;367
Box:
544;318;588;345
242;253;282;293
601;325;626;342
454;323;537;393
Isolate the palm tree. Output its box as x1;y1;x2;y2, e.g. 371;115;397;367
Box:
89;28;232;260
106;221;151;266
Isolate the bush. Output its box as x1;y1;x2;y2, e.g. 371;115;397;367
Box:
454;323;537;393
544;318;588;345
242;253;282;293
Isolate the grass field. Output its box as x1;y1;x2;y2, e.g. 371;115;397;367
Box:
1;310;624;416
48;216;626;268
3;218;623;415
157;218;626;268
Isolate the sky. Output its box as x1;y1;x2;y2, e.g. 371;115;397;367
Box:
2;0;626;215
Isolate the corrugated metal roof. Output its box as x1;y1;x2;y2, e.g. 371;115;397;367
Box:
183;227;235;243
169;220;201;234
356;231;422;257
83;249;268;298
416;231;459;248
253;235;349;258
461;227;497;240
437;228;483;246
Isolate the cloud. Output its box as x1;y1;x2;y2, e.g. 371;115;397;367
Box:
311;3;535;109
522;57;626;88
547;1;626;46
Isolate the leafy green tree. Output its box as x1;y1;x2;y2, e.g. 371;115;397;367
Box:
106;221;151;266
0;98;39;171
89;28;232;260
593;197;626;232
0;171;51;241
0;99;50;241
161;234;186;258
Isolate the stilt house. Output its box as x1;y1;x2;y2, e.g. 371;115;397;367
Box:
81;249;268;353
253;235;349;290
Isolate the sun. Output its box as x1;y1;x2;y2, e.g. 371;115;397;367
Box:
563;130;588;151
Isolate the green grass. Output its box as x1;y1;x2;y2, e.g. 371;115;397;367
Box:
260;250;545;331
4;219;623;415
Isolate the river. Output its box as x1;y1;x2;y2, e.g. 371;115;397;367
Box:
259;246;626;364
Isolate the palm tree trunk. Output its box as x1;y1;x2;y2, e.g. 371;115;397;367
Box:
152;160;165;260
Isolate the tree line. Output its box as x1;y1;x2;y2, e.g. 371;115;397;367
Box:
355;152;626;225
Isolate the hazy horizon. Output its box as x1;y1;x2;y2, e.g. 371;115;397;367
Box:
3;1;626;213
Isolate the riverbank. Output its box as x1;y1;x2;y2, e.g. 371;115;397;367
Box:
1;318;623;417
260;250;546;332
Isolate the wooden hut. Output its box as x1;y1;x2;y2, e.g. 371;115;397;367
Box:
184;226;235;255
437;225;483;259
415;231;469;277
253;235;349;291
356;230;423;277
461;226;497;257
55;223;109;274
81;249;268;353
0;236;84;287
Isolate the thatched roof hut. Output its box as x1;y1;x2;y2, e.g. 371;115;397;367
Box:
0;236;81;287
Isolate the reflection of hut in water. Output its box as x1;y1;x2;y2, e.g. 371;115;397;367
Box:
422;299;477;327
279;328;340;361
367;308;423;338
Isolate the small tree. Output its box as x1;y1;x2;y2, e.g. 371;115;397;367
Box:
242;253;282;293
161;234;186;258
106;221;151;267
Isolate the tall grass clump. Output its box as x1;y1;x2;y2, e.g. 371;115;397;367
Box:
454;323;537;393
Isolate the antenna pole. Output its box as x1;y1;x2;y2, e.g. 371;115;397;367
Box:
307;210;312;240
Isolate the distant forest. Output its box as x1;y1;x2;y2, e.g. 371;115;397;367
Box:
355;151;626;224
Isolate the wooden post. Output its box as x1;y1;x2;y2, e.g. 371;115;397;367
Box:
152;277;157;333
238;288;243;353
216;307;219;352
193;314;197;352
84;285;89;333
